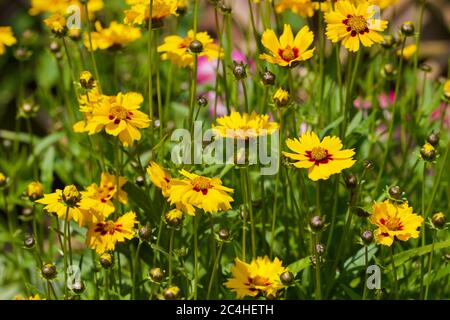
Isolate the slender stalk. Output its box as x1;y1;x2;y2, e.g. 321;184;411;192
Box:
63;206;70;297
247;0;261;52
188;54;199;134
242;80;249;113
390;246;398;299
168;228;175;285
148;0;154;124
206;242;223;300
245;167;256;258
270;111;282;258
342;50;361;141
362;245;369;300
375;37;406;193
193;214;199;300
424;230;436;300
84;1;102;93
155;29;163;137
314;233;322;300
317;6;325;126
132;241;142;299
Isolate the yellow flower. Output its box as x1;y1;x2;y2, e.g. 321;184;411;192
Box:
84;21;142;51
0;26;17;55
157;30;223;68
86;211;137;254
14;294;42;300
85;92;151;147
0;172;7;186
444;79;450;96
325;1;388;52
73;87;109;133
225;256;287;299
78;172;128;223
283;132;356;181
260;24;315;67
27;181;44;201
44;14;67;36
147;162;172;197
167;170;234;215
165;208;183;226
275;0;317;18
370;200;424;246
124;0;178;26
273;88;290;107
35;185;87;225
396;44;417;60
29;0;104;16
212;112;279;139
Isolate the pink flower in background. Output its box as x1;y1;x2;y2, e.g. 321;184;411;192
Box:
430;102;450;128
353;97;371;110
197;49;254;85
299;122;311;135
378;90;395;109
206;91;228;119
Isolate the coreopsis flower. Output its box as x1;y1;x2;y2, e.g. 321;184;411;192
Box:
147;162;172;197
124;0;177;26
325;1;388;52
212;112;279;139
79;70;97;90
283;131;356;181
420;142;436;162
167;170;234;215
444;79;450;97
0;172;7;188
396;44;416;60
275;0;317;18
0;26;17;55
370;200;424;246
86;211;137;254
157;30;223;68
29;0;104;16
44;13;67;36
273;88;290;107
78;172;128;223
26;181;44;201
36;185;87;225
225;256;287;299
85;92;151;147
84;21;142;51
260;24;315;67
165;208;183;227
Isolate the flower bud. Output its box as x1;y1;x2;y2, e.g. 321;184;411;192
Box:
232;61;247;80
420;143;436;161
197;95;209;108
165;209;183;228
218;228;230;241
22;207;33;217
41;263;57;280
363;160;374;170
427;133;439;147
49;41;60;53
27;181;44;201
261;69;275;86
62;185;81;206
273;88;290;108
135;175;145;186
219;2;232;14
381;35;395;49
189;39;203;54
100;253;113;269
388;185;402;199
149;267;164;282
383;63;395;77
420;63;432;73
24;235;36;249
356;207;370;218
309;215;324;232
431;212;446;229
345;174;358;190
316;243;325;256
401;21;415;37
71;280;85;294
139;224;152;241
79;71;96;90
280;271;294;285
361;230;373;245
163;286;180;300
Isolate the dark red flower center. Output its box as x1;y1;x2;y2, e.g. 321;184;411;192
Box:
342;14;369;37
305;147;333;165
278;46;299;62
94;222;123;236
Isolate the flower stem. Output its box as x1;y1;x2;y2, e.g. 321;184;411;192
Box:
375;37;406;194
63;206;70;297
206;242;223;300
84;1;102;93
270;111;282;258
313;233;322;300
242;80;249;113
362;244;369;300
424;230;436;300
132;241;142;299
188;54;199;134
245;167;256;258
193;214;199;300
168;228;175;285
148;0;154;124
389;246;399;299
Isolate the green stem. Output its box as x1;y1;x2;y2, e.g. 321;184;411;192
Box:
270;111;282;258
188;54;198;134
193;214;199;300
375;37;406;194
148;0;154;124
242;80;249;113
342;50;361;141
245;167;256;258
424;230;436;300
63;206;70;297
390;246;398;299
132;241;142;299
362;244;369;300
155;28;163;137
84;1;102;93
206;242;223;300
314;233;322;300
168;228;175;285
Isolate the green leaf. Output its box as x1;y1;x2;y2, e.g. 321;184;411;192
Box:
40;146;55;188
287;257;311;276
385;240;450;272
123;183;153;215
345;110;363;137
320;115;343;138
343;244;378;272
340;283;362;300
